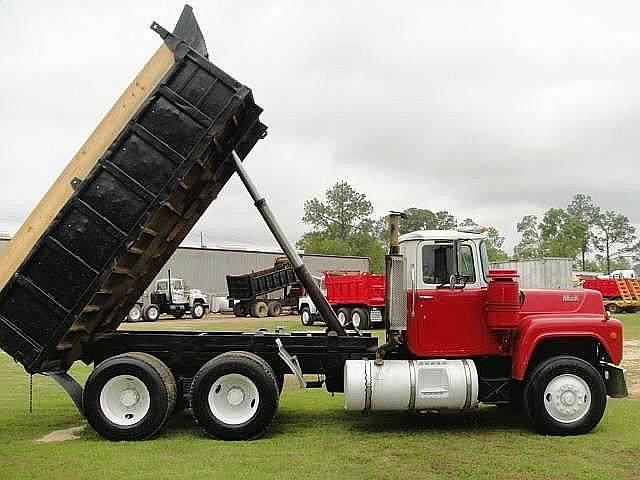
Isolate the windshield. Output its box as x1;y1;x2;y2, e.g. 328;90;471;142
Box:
171;280;184;290
480;240;490;282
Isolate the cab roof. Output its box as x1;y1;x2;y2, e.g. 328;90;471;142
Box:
399;230;487;243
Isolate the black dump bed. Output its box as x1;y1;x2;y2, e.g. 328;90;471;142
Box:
0;7;266;373
226;267;298;302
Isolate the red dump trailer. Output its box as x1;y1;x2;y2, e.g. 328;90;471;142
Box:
582;278;640;314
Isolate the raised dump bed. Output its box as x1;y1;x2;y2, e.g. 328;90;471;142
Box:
0;6;266;374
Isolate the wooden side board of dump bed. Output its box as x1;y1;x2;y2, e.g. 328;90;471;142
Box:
0;44;174;293
0;8;267;374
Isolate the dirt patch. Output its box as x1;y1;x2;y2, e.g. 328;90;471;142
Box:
622;340;640;398
36;426;85;443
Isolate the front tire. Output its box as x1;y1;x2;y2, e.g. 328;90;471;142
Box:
300;306;314;326
191;351;279;440
523;356;606;435
192;303;205;319
83;352;176;441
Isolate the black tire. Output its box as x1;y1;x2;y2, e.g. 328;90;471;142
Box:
606;303;619;314
351;307;370;329
192;303;205;319
83;352;176;441
126;304;143;322
143;304;160;322
300;306;314;326
191;351;279;440
233;303;248;317
267;301;282;317
523;356;606;435
336;307;351;327
250;301;268;318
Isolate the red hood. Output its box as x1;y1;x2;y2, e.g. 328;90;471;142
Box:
520;288;604;317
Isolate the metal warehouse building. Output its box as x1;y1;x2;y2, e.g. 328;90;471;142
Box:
0;236;368;296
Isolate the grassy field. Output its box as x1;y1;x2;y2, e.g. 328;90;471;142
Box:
0;313;638;480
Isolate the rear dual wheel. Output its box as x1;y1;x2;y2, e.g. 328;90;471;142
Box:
83;352;176;441
250;301;268;318
191;351;279;440
351;308;370;329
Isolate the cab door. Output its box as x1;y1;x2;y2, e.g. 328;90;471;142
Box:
407;240;486;356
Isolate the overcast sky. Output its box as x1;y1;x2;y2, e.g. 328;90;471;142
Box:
1;0;638;254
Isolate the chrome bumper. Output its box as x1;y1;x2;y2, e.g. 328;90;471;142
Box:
600;361;628;398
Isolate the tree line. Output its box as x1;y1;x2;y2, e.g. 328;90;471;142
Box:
296;182;638;275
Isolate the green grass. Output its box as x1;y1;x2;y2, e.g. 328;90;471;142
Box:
0;314;638;480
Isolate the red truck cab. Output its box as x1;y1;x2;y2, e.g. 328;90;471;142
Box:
380;229;628;434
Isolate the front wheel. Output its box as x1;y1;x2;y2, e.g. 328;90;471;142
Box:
523;356;606;435
606;303;619;314
300;306;314;326
191;351;279;440
192;303;205;319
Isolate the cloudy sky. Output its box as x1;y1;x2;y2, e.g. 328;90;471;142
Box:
1;1;638;254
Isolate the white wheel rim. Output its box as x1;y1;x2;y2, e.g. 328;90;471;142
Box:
543;374;591;424
208;373;260;425
129;306;141;321
302;311;310;325
337;311;347;326
148;307;158;320
352;312;361;328
194;305;203;317
100;375;151;426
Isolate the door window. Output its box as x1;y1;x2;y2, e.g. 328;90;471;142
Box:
421;244;475;285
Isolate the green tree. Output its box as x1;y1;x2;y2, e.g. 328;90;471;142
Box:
538;208;587;259
298;181;384;272
567;194;600;270
592;211;636;274
302;181;374;240
514;215;541;258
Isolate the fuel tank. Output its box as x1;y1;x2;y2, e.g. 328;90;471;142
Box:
344;359;478;411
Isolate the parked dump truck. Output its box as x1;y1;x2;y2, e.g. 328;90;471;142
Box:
582;277;640;314
227;258;300;317
0;7;628;442
299;272;385;329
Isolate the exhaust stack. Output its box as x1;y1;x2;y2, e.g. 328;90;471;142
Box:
384;212;407;332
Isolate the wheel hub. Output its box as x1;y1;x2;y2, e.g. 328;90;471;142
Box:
543;374;591;423
120;388;140;408
227;387;245;406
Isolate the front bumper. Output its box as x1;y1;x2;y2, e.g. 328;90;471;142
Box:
600;361;628;398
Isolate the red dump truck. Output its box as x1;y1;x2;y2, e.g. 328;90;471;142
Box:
0;7;628;442
299;272;385;329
